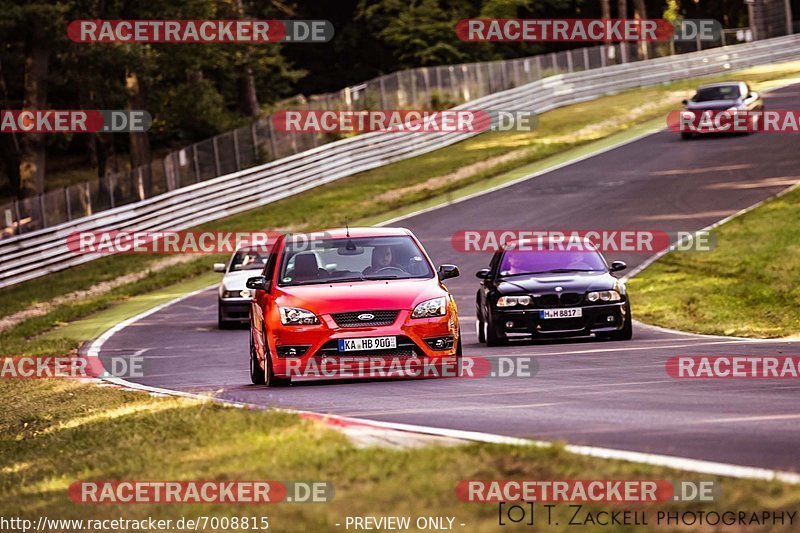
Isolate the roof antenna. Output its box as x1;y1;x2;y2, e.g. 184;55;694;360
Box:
345;217;350;237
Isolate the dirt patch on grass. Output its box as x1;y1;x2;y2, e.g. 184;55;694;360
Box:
0;255;196;333
374;148;530;204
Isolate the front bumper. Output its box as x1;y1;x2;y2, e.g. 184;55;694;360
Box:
492;302;627;339
267;310;458;378
219;298;250;323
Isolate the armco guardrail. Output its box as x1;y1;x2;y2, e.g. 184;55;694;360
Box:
2;34;800;289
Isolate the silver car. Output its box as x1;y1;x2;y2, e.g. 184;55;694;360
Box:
215;247;269;328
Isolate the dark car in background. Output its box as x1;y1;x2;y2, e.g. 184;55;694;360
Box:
680;81;763;139
475;241;632;345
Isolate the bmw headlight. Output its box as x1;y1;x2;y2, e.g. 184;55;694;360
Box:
586;290;621;302
412;297;446;318
496;295;532;307
279;307;319;325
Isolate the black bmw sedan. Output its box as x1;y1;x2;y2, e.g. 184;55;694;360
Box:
475;242;632;345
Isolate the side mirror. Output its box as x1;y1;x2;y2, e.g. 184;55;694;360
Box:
610;261;627;272
475;268;491;279
245;276;268;290
213;263;226;273
438;264;460;281
681;99;688;106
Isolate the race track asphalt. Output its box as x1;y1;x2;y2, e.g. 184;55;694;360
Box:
99;84;800;472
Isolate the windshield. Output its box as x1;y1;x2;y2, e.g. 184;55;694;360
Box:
498;249;607;276
693;85;741;102
229;249;269;271
278;236;434;286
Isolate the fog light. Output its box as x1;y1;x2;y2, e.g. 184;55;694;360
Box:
505;321;514;328
424;336;454;350
606;315;615;323
276;345;311;357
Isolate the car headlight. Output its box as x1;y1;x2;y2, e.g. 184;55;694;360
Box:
586;290;621;302
223;289;252;298
279;307;319;325
412;297;447;318
496;295;532;307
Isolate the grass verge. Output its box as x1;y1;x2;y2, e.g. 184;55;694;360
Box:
2;378;800;532
627;184;800;338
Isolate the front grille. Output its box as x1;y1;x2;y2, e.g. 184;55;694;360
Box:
316;336;421;358
535;293;583;307
331;310;399;328
559;293;582;305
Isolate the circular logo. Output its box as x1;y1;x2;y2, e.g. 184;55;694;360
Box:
554;286;563;292
357;313;375;321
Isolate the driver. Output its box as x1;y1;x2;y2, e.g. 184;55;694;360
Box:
363;245;396;275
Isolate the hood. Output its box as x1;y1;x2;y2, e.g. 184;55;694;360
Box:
276;278;444;312
221;269;261;290
497;271;618;295
685;99;739;111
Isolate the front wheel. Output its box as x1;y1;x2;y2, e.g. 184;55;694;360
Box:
476;304;486;344
249;331;265;385
262;327;291;387
218;306;231;329
485;314;507;347
604;303;633;341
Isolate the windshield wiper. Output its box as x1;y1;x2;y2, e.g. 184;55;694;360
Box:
362;274;401;280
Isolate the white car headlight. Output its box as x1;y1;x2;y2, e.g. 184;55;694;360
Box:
496;295;532;307
586;290;621;302
412;297;447;318
222;288;251;298
279;307;319;325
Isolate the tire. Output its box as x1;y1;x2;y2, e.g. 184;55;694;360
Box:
485;314;507;347
680;132;693;140
262;326;291;387
452;329;463;378
249;330;265;385
218;306;231;329
605;302;633;341
476;303;486;344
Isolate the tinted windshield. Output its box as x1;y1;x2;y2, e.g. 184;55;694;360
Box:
229;249;269;271
693;85;741;102
278;236;434;286
498;249;607;276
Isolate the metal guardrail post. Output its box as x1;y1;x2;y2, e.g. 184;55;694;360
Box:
137;167;145;201
212;136;221;176
267;119;279;160
65;187;71;221
13;199;21;235
233;129;242;171
39;194;47;228
251;122;259;161
192;145;200;182
108;175;115;208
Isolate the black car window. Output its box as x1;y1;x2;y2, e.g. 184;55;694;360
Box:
498;249;607;276
693;85;740;102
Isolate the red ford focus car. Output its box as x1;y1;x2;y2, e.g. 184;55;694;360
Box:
246;227;461;386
